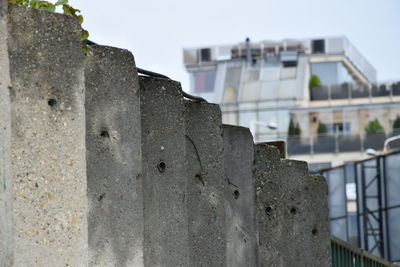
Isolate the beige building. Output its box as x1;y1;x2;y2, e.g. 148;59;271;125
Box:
183;36;400;170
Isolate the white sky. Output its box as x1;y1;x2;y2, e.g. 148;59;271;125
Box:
69;0;400;91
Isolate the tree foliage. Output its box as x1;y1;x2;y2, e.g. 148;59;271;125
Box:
365;119;384;134
317;122;327;134
393;115;400;130
309;75;321;89
288;117;301;136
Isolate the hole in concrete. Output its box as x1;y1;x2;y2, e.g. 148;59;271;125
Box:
290;207;297;215
312;228;318;236
98;193;105;201
48;98;57;107
157;161;166;173
233;190;240;199
100;130;110;138
243;238;247;243
265;206;273;215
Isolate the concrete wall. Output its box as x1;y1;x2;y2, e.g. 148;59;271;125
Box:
254;144;331;266
223;125;257;267
0;0;13;265
7;5;87;266
139;77;190;266
85;45;143;266
185;101;226;266
0;4;331;266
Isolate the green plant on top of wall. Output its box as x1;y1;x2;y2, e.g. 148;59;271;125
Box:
309;74;321;89
7;0;89;53
365;119;384;134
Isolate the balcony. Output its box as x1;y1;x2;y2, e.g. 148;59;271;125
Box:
284;131;400;155
310;82;400;101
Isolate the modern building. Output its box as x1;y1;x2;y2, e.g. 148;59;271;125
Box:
183;36;400;170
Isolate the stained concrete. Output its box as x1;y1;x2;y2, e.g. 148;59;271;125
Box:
139;76;189;266
7;5;87;266
223;125;257;267
0;0;13;266
85;45;143;266
254;144;330;267
0;5;333;266
185;101;227;266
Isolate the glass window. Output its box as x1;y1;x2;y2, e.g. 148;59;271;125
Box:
223;87;237;103
308;162;331;173
277;110;290;133
312;39;325;54
224;66;242;101
225;66;242;88
200;48;211;62
222;112;238;125
311;62;338;85
193;70;216;93
311;62;356;86
239;111;256;128
348;213;359;247
244;69;260;82
263;56;280;67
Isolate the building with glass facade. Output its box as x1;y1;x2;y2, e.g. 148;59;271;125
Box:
183;36;400;170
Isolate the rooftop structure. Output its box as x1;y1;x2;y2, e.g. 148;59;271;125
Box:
183;36;400;170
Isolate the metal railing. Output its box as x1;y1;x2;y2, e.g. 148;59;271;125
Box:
331;236;398;267
310;82;400;101
283;130;400;155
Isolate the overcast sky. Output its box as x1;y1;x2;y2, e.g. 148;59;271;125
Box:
69;0;400;91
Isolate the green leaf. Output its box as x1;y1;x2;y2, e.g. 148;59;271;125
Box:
29;0;36;7
77;15;83;24
62;4;80;16
8;0;25;5
37;1;55;11
54;0;68;6
83;45;89;56
81;29;89;40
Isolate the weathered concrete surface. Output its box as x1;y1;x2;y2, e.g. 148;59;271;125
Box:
223;125;257;267
254;144;330;267
140;77;189;266
0;1;13;266
185;101;227;266
85;45;143;266
7;5;87;266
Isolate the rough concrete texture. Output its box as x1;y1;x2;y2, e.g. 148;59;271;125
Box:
140;76;189;266
223;125;258;267
0;0;13;266
7;5;87;266
254;144;330;267
184;101;227;266
85;45;143;266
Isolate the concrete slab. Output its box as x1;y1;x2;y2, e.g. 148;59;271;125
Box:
85;45;143;266
0;0;13;265
185;101;227;266
254;144;330;266
7;5;87;266
139;76;189;266
223;125;257;267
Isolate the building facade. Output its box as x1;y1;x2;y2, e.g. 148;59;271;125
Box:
183;36;400;170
